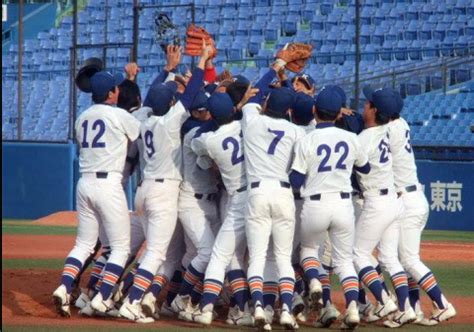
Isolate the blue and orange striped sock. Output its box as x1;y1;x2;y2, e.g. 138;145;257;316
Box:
228;270;249;311
419;272;446;309
301;257;321;280
200;279;223;309
263;281;278;307
179;264;204;297
249;276;264;308
191;280;203;305
408;277;420;309
128;268;154;302
61;257;83;293
319;273;331;306
359;266;384;303
86;257;106;291
375;264;390;295
166;269;183;305
149;274;168;298
293;264;305;295
391;271;409;311
99;262;124;300
279;277;295;312
341;276;359;307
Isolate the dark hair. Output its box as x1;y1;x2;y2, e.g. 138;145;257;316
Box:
118;80;141;111
375;110;390;125
92;86;116;104
227;81;249;106
316;108;338;121
264;108;288;119
214;115;234;126
391;113;400;120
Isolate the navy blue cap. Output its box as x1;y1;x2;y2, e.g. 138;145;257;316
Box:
267;87;297;115
204;83;218;95
208;93;234;120
314;86;343;114
144;81;178;115
232;74;250;85
292;92;314;125
324;85;347;106
90;71;124;97
293;73;315;89
363;86;403;117
190;91;210;111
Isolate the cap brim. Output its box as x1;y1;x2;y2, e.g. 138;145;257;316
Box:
362;85;374;102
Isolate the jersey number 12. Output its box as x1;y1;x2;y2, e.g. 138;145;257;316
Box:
81;119;106;148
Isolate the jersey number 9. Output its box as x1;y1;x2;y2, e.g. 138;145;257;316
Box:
144;130;155;158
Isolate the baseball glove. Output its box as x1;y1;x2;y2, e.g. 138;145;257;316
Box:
184;24;217;58
275;43;312;73
75;57;104;93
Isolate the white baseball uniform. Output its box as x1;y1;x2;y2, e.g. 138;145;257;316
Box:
178;126;219;275
353;125;405;277
191;120;248;283
136;100;190;276
387;118;431;281
241;102;305;309
292;123;368;305
68;104;140;294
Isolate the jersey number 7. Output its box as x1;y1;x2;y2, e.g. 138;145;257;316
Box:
267;129;285;155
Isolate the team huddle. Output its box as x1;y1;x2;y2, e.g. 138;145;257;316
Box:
52;42;456;330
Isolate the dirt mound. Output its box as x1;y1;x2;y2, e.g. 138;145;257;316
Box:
33;211;78;227
2;269;473;327
3;235;75;259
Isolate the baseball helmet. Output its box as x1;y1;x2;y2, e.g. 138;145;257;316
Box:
75;57;104;93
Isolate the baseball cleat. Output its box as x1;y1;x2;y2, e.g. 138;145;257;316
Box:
119;298;155;323
52;285;71;318
254;306;267;330
279;310;299;330
358;300;373;321
79;301;95;317
170;294;191;313
308;278;323;310
226;303;254;326
263;323;272;331
160;302;175;317
340;301;360;330
292;292;306;317
315;302;341;328
383;305;417;328
181;304;213;325
141;292;159;319
74;291;91;310
112;281;125;304
90;292;115;314
427;302;456;324
365;298;398;322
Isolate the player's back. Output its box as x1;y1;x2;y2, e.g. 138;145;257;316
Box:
181;126;219;194
242;104;304;183
297;125;363;196
198;121;247;194
356;124;394;193
75;104;140;174
387;117;419;189
141;102;189;180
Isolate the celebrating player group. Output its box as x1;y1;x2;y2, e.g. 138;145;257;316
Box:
52;25;456;330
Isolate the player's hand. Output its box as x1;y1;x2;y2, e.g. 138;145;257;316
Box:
201;39;213;60
165;45;182;72
236;85;259;110
277;67;287;81
124;62;140;81
341;107;354;116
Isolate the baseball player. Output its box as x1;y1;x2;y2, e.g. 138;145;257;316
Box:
290;86;371;330
353;87;416;326
384;91;456;327
170;91;219;314
180;92;256;326
52;71;141;317
119;44;212;323
241;61;305;329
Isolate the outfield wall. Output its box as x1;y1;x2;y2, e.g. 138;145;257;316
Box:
2;142;473;230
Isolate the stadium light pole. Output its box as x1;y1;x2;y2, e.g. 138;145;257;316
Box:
69;0;78;140
354;0;361;111
17;0;24;140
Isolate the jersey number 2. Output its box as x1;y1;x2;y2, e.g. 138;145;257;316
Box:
222;137;244;165
81;120;106;148
317;141;349;173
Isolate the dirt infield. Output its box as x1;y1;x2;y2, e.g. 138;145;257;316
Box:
32;211;78;227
